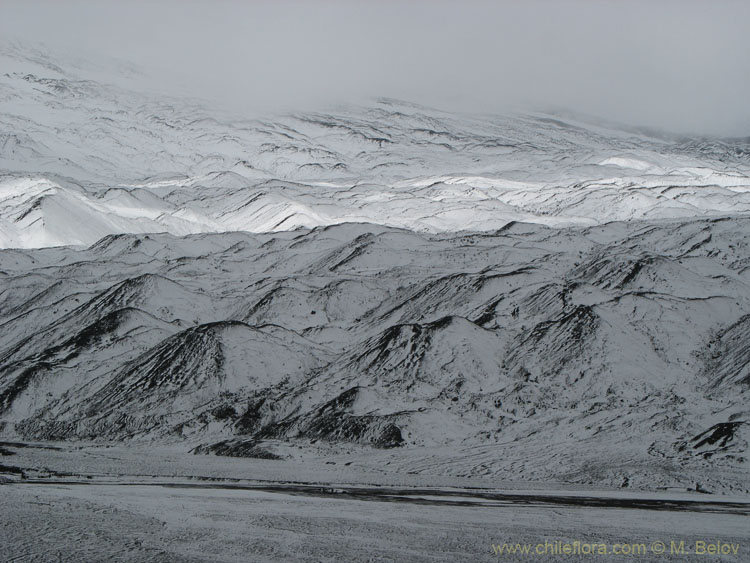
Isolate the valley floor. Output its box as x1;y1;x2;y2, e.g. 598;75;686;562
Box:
2;442;749;562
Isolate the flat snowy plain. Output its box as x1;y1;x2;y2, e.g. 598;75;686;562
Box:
2;442;748;562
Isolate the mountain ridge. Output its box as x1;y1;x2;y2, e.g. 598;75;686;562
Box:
2;43;750;248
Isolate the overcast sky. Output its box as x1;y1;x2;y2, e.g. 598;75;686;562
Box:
2;0;749;135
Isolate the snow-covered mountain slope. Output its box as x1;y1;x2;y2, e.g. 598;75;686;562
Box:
2;42;750;248
1;42;749;492
0;219;747;490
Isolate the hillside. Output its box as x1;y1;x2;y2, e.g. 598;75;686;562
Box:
0;219;748;491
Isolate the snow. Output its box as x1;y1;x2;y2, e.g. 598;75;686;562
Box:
1;41;749;539
1;217;748;493
1;442;748;562
1;44;750;249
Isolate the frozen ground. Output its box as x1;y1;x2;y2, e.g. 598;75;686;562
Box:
1;442;748;562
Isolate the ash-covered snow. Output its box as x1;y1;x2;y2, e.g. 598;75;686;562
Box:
0;218;748;493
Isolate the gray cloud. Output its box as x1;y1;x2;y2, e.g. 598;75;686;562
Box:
2;0;749;135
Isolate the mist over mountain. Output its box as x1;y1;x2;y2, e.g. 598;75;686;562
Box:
3;0;750;135
2;42;750;249
1;3;749;556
